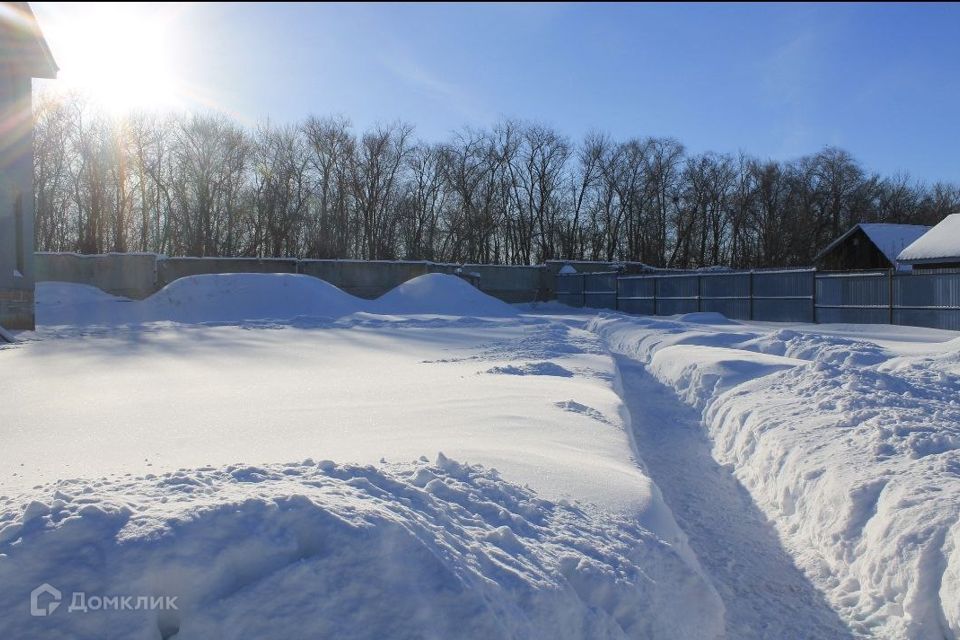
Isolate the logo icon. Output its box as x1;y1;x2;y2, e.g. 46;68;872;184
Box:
30;583;62;617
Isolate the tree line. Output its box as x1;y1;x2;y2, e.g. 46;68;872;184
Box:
34;92;960;268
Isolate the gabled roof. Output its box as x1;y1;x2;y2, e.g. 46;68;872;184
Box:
814;222;931;267
0;2;57;79
897;213;960;264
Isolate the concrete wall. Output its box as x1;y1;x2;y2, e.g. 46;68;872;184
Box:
462;264;548;303
299;260;435;299
0;75;36;329
158;258;298;289
35;253;159;299
0;287;34;330
33;253;553;304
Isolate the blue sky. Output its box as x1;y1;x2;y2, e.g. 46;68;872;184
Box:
34;2;960;182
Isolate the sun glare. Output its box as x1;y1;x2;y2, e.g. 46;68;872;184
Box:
38;3;184;113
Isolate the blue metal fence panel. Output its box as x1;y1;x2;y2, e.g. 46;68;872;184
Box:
893;309;960;331
656;275;698;299
701;298;751;319
753;270;814;322
815;272;888;324
700;273;750;320
653;275;698;315
657;298;699;315
700;273;750;298
617;277;656;315
893;271;960;330
583;272;618;310
556;274;584;307
558;265;960;330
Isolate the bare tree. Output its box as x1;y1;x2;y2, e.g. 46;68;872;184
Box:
32;91;960;269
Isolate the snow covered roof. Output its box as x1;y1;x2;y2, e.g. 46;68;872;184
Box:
897;213;960;264
815;223;931;268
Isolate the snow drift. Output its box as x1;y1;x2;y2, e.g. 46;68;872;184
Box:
5;283;730;638
35;282;137;326
36;274;365;326
373;273;518;317
143;273;365;323
36;273;517;327
592;313;960;639
0;458;723;639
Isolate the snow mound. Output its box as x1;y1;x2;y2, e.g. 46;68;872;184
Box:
593;313;960;639
144;273;365;323
650;345;803;409
37;282;129;306
0;458;723;639
374;274;518;317
36;274;519;327
674;312;739;326
35;282;135;326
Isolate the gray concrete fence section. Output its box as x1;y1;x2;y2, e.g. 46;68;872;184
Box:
298;260;440;299
158;258;299;290
35;253;160;299
34;253;552;303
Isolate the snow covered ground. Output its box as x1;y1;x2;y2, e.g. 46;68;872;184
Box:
5;274;960;638
1;275;722;639
592;312;960;639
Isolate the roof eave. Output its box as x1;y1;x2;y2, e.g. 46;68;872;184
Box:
897;256;960;265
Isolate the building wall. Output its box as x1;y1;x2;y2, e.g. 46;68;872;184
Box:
815;228;893;271
0;68;36;329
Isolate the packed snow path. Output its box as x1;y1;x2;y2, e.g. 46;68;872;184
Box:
616;356;856;638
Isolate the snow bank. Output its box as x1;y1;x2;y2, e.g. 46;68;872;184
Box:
35;282;136;326
374;274;518;317
649;345;802;409
592;313;960;639
144;273;366;323
0;457;723;639
36;273;518;326
37;274;365;326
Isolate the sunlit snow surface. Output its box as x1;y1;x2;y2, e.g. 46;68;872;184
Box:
4;277;960;638
0;276;722;639
592;311;960;639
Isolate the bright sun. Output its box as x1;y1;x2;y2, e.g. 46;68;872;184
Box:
38;3;184;113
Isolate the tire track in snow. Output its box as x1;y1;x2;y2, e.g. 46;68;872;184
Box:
615;355;857;639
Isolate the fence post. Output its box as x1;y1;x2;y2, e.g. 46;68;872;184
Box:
697;274;702;313
888;269;894;325
811;270;817;324
581;273;587;308
615;274;620;312
748;270;754;321
653;277;659;315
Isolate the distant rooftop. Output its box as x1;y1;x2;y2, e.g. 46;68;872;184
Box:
897;213;960;264
815;222;931;268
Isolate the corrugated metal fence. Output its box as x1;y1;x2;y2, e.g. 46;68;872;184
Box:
556;268;960;330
